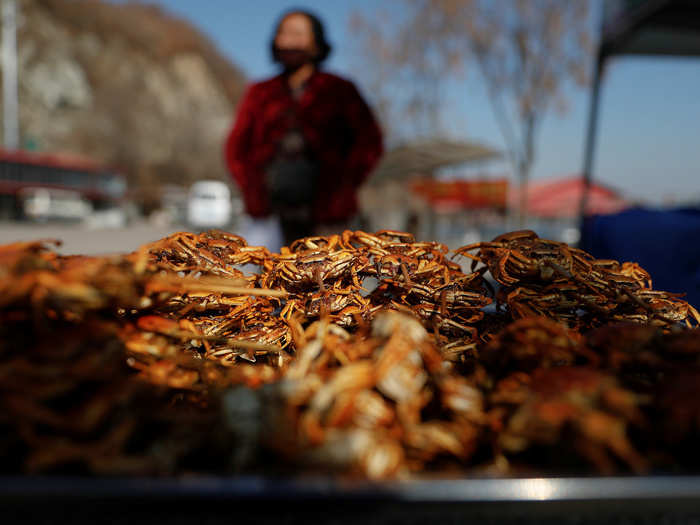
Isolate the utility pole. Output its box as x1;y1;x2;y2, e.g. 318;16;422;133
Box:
2;0;18;150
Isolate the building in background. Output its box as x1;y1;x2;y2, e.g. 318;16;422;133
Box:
0;149;126;222
361;138;505;245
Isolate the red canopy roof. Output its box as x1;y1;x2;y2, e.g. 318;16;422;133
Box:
510;177;629;218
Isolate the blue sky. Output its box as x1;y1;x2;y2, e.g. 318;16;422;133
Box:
145;0;700;203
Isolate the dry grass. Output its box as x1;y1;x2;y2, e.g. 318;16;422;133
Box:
37;0;245;103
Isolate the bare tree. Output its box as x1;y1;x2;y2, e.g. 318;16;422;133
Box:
349;9;455;144
351;0;591;222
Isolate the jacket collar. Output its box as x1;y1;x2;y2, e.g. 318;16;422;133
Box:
274;68;322;93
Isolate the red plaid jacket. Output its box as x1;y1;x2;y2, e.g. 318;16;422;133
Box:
224;71;383;222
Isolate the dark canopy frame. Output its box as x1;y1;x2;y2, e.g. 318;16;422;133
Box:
579;0;700;226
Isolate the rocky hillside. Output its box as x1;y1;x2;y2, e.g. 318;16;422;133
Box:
12;0;246;208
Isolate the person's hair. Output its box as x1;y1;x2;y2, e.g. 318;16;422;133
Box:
270;9;332;65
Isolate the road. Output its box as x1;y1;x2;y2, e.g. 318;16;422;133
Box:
0;221;187;255
0;220;488;262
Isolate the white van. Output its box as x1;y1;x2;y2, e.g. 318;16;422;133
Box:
186;180;232;228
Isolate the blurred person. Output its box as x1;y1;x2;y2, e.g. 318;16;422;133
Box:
225;9;383;246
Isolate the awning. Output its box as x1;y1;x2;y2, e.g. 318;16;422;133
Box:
370;139;500;183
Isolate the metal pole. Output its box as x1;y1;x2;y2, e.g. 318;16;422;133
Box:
2;0;18;150
578;53;604;241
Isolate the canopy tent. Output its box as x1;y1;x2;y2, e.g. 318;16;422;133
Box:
579;1;700;303
513;177;628;219
369;139;500;183
600;0;700;58
579;0;700;222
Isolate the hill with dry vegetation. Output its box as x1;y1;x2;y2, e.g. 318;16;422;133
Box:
12;0;246;208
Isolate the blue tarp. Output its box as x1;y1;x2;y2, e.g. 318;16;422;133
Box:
581;207;700;308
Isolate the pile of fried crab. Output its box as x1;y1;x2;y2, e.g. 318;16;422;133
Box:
1;229;699;479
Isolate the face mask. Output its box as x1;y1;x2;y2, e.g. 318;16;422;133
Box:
275;48;313;71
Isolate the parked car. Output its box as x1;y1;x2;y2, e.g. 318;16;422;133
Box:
186;180;232;229
20;187;92;222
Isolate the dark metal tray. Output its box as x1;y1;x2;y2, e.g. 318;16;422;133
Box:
3;475;700;524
